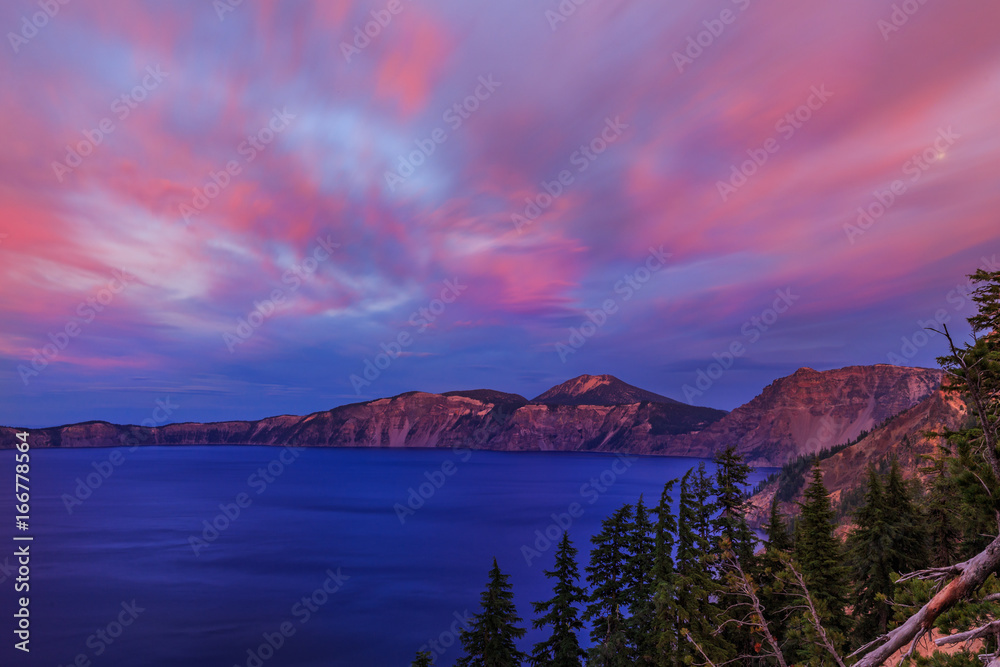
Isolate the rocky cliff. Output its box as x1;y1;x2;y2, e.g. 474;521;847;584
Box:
746;386;969;527
0;380;725;453
656;365;944;466
0;366;945;466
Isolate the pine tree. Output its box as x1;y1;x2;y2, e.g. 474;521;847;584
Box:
456;558;528;667
763;496;792;553
920;453;961;567
792;461;850;656
675;468;731;664
692;463;717;557
652;480;679;667
758;496;793;652
584;503;633;667
626;495;657;664
884;456;928;572
848;465;893;642
411;650;433;667
530;532;586;667
713;446;756;566
712;447;758;661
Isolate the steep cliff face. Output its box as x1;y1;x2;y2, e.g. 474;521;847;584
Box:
746;387;969;526
0;367;943;464
0;380;725;452
660;365;944;466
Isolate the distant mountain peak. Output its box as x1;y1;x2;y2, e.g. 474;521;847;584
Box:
531;374;680;406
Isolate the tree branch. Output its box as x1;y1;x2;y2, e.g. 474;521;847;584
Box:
684;631;718;667
780;556;846;667
851;533;1000;667
718;552;788;667
934;619;1000;646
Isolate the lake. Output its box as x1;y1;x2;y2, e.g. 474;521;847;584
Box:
0;446;772;666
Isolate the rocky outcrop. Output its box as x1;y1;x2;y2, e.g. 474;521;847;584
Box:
657;365;944;466
531;374;680;406
746;386;969;527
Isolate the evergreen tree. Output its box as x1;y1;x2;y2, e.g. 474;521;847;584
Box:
692;463;717;557
792;461;851;656
711;447;758;661
920;453;962;567
584;503;634;666
675;468;732;664
763;496;792;553
411;650;433;667
848;465;893;642
626;495;657;664
652;480;679;667
713;446;756;566
884;455;929;571
456;558;528;667
530;532;586;667
934;266;1000;560
757;496;793;652
947;429;999;559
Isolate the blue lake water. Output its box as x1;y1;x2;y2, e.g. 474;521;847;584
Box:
0;446;771;666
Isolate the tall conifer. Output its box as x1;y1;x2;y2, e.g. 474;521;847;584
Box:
584;503;633;666
456;558;528;667
530;532;586;667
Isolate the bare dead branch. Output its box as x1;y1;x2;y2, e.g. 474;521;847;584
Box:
685;631;718;667
896;563;967;586
852;533;1000;667
779;556;846;667
717;552;788;667
934;619;1000;646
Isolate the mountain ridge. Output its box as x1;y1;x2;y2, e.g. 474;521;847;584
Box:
0;366;943;467
530;374;680;406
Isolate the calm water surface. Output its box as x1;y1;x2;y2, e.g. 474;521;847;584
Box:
0;446;772;666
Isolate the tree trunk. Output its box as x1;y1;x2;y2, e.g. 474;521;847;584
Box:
852;533;1000;667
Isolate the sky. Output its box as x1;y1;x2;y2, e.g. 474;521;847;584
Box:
1;0;998;427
